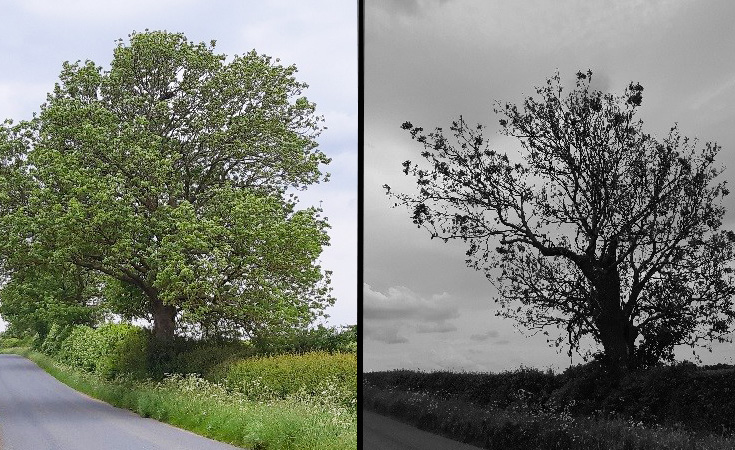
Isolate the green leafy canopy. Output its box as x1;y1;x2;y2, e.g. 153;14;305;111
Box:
0;30;334;339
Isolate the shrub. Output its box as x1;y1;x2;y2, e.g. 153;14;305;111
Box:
0;335;33;349
611;363;735;434
95;324;149;379
174;340;253;376
57;323;149;379
251;325;358;355
58;325;99;371
363;367;559;409
212;351;357;408
145;336;187;378
367;362;735;436
144;336;253;378
547;360;623;416
40;323;74;356
363;382;735;450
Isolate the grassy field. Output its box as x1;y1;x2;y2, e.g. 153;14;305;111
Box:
2;346;356;450
363;365;735;450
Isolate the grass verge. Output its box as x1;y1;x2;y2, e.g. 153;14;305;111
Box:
1;347;356;450
363;381;735;450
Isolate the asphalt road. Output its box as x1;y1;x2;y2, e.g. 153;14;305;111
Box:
362;409;485;450
0;354;244;450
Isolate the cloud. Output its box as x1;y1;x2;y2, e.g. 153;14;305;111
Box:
363;283;464;342
586;71;613;94
372;0;458;20
18;0;198;21
470;330;500;342
373;0;422;18
320;110;357;156
687;74;735;113
363;284;459;323
417;322;457;334
429;346;485;372
369;0;694;56
0;81;51;121
364;325;409;344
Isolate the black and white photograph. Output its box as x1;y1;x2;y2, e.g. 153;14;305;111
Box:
364;0;735;448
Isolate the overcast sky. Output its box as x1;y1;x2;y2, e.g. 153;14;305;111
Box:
0;1;356;330
365;0;735;373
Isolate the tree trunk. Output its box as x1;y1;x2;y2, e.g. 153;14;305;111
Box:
576;238;638;372
595;307;631;370
151;296;176;341
590;264;634;371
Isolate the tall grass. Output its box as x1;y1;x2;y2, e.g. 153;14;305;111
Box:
2;347;356;450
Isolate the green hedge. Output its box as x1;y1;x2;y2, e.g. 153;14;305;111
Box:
250;325;358;355
58;325;98;371
212;351;357;408
56;323;148;379
0;334;33;349
37;323;358;409
144;336;253;378
40;323;74;356
173;340;252;375
95;324;148;379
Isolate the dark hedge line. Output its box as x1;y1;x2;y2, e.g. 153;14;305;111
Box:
362;383;735;450
363;361;735;436
363;366;560;410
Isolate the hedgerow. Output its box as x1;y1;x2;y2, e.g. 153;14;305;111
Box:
363;380;735;449
212;351;357;409
55;323;148;379
250;324;358;355
364;361;735;437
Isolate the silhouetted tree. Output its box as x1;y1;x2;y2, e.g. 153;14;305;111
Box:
386;70;735;371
